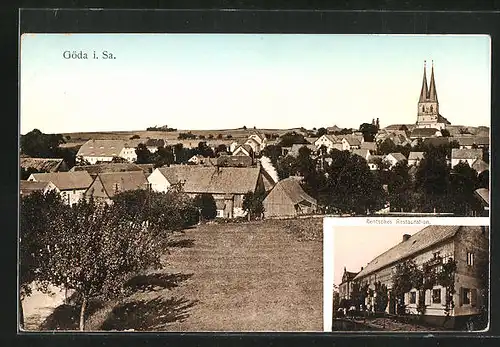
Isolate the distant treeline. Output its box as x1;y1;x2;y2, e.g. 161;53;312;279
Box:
146;125;177;132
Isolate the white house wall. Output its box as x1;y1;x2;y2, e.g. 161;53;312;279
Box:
147;169;171;192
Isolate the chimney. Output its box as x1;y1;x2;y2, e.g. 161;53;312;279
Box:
360;266;364;271
402;234;411;242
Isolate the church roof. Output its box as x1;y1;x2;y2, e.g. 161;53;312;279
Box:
428;62;438;102
419;61;429;103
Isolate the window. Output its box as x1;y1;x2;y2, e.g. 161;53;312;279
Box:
432;289;441;304
463;288;471;305
467;252;474;266
409;291;417;304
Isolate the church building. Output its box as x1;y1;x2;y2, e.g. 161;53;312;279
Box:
416;61;451;130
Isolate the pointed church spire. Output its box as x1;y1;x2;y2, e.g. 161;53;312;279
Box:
419;60;429;102
428;60;438;102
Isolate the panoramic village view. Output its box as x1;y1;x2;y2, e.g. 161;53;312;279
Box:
19;34;490;332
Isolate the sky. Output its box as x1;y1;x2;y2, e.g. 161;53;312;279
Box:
333;225;424;287
20;34;491;135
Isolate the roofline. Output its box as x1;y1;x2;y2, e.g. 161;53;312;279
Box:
353;230;459;281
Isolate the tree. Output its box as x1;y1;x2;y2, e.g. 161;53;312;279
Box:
359;123;378;142
316;127;328;137
276;155;297;180
19;190;69;329
21;129;66;157
441;129;451;137
111;156;128;163
448;162;480;216
391;259;421;315
261;145;282;165
277;132;308;147
45;198;165;330
130;135;140;140
242;190;265;220
377;138;397;155
387;162;413;212
414;149;450;213
214;144;228;156
193;194;217;221
135;143;153;164
153;146;174;168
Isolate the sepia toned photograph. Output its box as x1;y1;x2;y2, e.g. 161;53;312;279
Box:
19;33;489;332
324;218;490;332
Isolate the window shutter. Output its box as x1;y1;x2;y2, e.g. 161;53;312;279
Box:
415;290;419;304
471;289;477;307
404;292;409;305
425;289;431;306
459;287;463;307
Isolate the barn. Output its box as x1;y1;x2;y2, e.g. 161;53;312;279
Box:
263;177;317;218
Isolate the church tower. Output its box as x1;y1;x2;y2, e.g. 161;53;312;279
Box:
416;60;441;128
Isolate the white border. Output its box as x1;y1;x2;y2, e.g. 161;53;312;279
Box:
323;217;490;332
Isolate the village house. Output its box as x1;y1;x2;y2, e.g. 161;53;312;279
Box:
339;267;360;300
367;155;384;171
314;135;342;152
352;225;488;328
360;141;377;154
473;188;489;217
245;132;267;154
76;139;141;164
471;159;489;176
188;154;210;165
350;148;371;161
147;166;267;218
233;144;254;157
384;153;407;169
451;149;483;168
341;136;362;151
20;180;59;197
70;162;149;178
408;152;425;167
410;128;442;140
85;171;149;204
20;157;69;173
262;177;317;218
27;171;93;206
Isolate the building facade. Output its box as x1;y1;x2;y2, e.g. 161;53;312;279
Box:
351;225;488;328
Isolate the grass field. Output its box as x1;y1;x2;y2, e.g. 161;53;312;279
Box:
60;127;305;146
35;218;323;332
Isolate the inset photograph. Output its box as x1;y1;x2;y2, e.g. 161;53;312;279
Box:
324;219;489;332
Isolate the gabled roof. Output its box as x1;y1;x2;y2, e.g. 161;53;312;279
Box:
70;163;144;176
77;140;130;157
437;114;451;125
20;180;55;196
342;136;361;146
341;269;359;284
454;136;490;147
386;153;407;162
20;157;65;172
451;148;483;160
351;148;370;159
354;225;465;280
408;152;425;161
304;137;317;144
423;137;449;147
410;128;440;138
474;188;489;207
30;171;93;190
271;177;317;206
234;144;254;155
156;166;261;195
471;158;489;174
216;154;253;167
367;155;383;164
95;171;149;199
360;142;377;151
315;134;339;145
